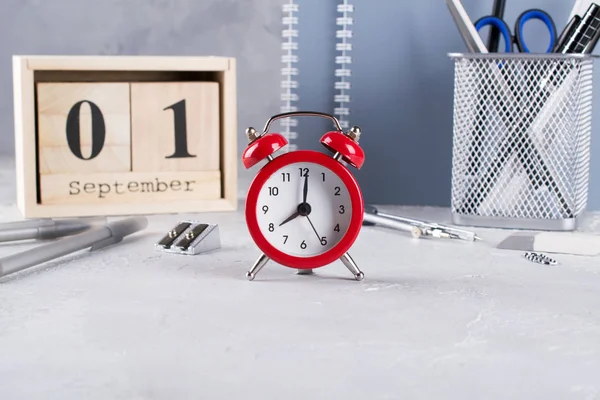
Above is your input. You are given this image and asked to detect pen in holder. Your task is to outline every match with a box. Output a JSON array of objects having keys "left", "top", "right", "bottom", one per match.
[{"left": 448, "top": 53, "right": 595, "bottom": 230}]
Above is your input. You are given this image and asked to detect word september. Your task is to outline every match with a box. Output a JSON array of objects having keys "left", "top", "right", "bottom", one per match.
[{"left": 69, "top": 178, "right": 196, "bottom": 198}]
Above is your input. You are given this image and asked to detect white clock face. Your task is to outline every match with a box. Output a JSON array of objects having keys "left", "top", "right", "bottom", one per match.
[{"left": 255, "top": 161, "right": 353, "bottom": 257}]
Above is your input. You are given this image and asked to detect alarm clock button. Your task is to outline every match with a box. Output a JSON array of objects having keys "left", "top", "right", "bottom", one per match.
[
  {"left": 320, "top": 131, "right": 365, "bottom": 169},
  {"left": 242, "top": 133, "right": 288, "bottom": 168}
]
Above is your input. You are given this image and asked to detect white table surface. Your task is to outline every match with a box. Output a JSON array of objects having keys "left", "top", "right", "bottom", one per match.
[{"left": 1, "top": 156, "right": 600, "bottom": 399}]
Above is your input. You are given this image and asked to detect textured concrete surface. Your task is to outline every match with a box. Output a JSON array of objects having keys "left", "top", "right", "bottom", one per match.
[{"left": 1, "top": 157, "right": 600, "bottom": 399}]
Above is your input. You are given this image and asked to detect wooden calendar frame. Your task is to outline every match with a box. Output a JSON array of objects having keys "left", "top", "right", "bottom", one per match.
[{"left": 12, "top": 55, "right": 237, "bottom": 218}]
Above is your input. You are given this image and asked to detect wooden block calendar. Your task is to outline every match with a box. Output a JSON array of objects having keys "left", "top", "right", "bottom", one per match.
[{"left": 12, "top": 55, "right": 237, "bottom": 218}]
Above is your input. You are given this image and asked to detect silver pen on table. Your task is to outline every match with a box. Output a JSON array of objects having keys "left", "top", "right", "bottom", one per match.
[
  {"left": 363, "top": 212, "right": 424, "bottom": 238},
  {"left": 0, "top": 217, "right": 148, "bottom": 279},
  {"left": 0, "top": 217, "right": 107, "bottom": 242},
  {"left": 363, "top": 205, "right": 481, "bottom": 241}
]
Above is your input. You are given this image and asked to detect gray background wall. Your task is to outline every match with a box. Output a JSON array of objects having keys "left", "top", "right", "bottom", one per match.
[
  {"left": 0, "top": 0, "right": 283, "bottom": 190},
  {"left": 0, "top": 0, "right": 599, "bottom": 210}
]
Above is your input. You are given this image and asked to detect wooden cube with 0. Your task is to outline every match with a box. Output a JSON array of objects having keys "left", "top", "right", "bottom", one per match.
[
  {"left": 37, "top": 82, "right": 131, "bottom": 175},
  {"left": 13, "top": 55, "right": 237, "bottom": 218}
]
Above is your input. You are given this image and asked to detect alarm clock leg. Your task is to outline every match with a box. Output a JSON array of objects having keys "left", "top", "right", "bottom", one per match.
[
  {"left": 296, "top": 268, "right": 314, "bottom": 275},
  {"left": 340, "top": 252, "right": 364, "bottom": 281},
  {"left": 246, "top": 253, "right": 270, "bottom": 281}
]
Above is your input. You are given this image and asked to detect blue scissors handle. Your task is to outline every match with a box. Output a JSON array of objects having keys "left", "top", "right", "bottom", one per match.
[
  {"left": 474, "top": 9, "right": 557, "bottom": 53},
  {"left": 515, "top": 9, "right": 556, "bottom": 53},
  {"left": 475, "top": 16, "right": 513, "bottom": 52}
]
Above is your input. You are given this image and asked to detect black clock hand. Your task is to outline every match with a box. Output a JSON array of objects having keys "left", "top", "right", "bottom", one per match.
[
  {"left": 302, "top": 174, "right": 308, "bottom": 204},
  {"left": 306, "top": 216, "right": 322, "bottom": 242},
  {"left": 279, "top": 210, "right": 300, "bottom": 226}
]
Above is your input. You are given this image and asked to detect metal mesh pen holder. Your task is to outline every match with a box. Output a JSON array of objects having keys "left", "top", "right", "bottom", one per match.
[{"left": 448, "top": 53, "right": 595, "bottom": 231}]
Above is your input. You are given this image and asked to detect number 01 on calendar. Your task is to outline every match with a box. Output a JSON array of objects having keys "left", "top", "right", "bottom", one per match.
[{"left": 12, "top": 55, "right": 237, "bottom": 218}]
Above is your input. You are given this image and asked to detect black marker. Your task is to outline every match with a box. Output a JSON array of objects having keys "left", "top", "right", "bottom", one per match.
[
  {"left": 555, "top": 2, "right": 600, "bottom": 54},
  {"left": 552, "top": 14, "right": 581, "bottom": 52},
  {"left": 486, "top": 0, "right": 506, "bottom": 52}
]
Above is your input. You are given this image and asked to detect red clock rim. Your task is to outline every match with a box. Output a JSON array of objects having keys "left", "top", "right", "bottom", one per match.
[{"left": 245, "top": 150, "right": 364, "bottom": 269}]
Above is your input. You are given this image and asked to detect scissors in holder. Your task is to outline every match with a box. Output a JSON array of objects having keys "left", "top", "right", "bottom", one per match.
[
  {"left": 464, "top": 8, "right": 572, "bottom": 217},
  {"left": 475, "top": 9, "right": 557, "bottom": 53}
]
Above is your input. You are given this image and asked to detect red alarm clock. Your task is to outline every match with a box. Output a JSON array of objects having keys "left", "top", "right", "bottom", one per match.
[{"left": 242, "top": 111, "right": 366, "bottom": 281}]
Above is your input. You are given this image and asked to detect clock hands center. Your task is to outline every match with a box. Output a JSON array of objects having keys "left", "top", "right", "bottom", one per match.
[
  {"left": 278, "top": 174, "right": 313, "bottom": 227},
  {"left": 278, "top": 202, "right": 312, "bottom": 227}
]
